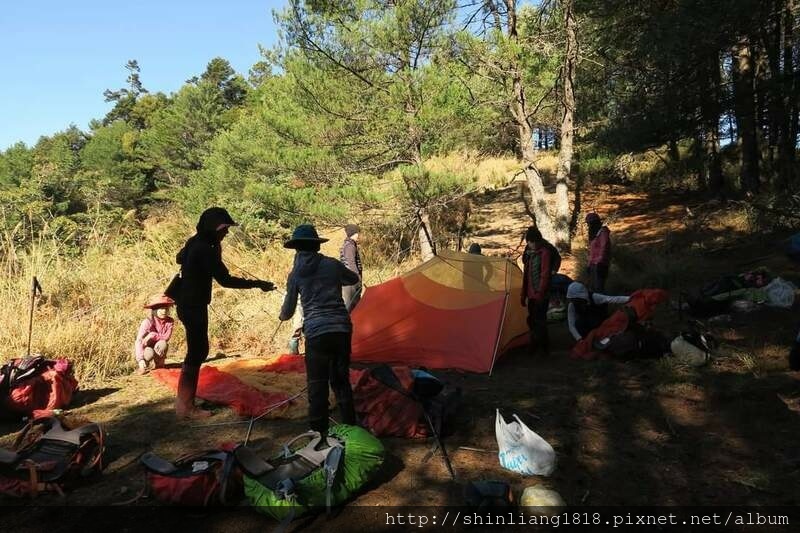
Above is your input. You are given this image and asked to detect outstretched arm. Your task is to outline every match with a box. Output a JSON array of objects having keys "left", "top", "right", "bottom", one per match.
[
  {"left": 594, "top": 294, "right": 630, "bottom": 305},
  {"left": 567, "top": 303, "right": 582, "bottom": 341},
  {"left": 279, "top": 275, "right": 299, "bottom": 321},
  {"left": 209, "top": 249, "right": 273, "bottom": 291}
]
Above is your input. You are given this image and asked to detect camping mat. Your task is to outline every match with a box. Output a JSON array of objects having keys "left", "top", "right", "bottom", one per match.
[
  {"left": 150, "top": 355, "right": 325, "bottom": 419},
  {"left": 151, "top": 357, "right": 430, "bottom": 437}
]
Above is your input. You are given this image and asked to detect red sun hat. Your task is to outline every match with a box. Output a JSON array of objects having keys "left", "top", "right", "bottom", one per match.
[{"left": 144, "top": 294, "right": 175, "bottom": 309}]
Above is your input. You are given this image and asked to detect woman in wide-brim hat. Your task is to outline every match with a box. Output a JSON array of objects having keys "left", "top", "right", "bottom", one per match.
[
  {"left": 279, "top": 224, "right": 360, "bottom": 448},
  {"left": 133, "top": 295, "right": 176, "bottom": 375}
]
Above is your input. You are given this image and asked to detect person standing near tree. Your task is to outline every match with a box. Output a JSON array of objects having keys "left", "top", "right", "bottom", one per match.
[
  {"left": 173, "top": 207, "right": 276, "bottom": 419},
  {"left": 586, "top": 212, "right": 612, "bottom": 291},
  {"left": 280, "top": 224, "right": 359, "bottom": 447},
  {"left": 521, "top": 227, "right": 553, "bottom": 356},
  {"left": 340, "top": 224, "right": 363, "bottom": 311}
]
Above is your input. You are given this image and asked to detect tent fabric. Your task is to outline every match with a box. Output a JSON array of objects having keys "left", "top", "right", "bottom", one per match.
[
  {"left": 350, "top": 367, "right": 428, "bottom": 439},
  {"left": 152, "top": 364, "right": 296, "bottom": 418},
  {"left": 151, "top": 357, "right": 431, "bottom": 437},
  {"left": 351, "top": 250, "right": 528, "bottom": 373},
  {"left": 571, "top": 289, "right": 669, "bottom": 360}
]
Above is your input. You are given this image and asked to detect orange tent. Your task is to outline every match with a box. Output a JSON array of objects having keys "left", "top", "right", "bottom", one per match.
[{"left": 351, "top": 250, "right": 528, "bottom": 374}]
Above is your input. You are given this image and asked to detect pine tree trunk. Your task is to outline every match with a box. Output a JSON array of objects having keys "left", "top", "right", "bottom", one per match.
[
  {"left": 418, "top": 210, "right": 435, "bottom": 261},
  {"left": 553, "top": 0, "right": 577, "bottom": 250},
  {"left": 734, "top": 39, "right": 761, "bottom": 194},
  {"left": 505, "top": 0, "right": 556, "bottom": 243},
  {"left": 777, "top": 0, "right": 796, "bottom": 187}
]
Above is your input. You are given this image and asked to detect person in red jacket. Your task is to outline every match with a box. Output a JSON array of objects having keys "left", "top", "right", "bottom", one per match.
[
  {"left": 521, "top": 226, "right": 552, "bottom": 356},
  {"left": 586, "top": 212, "right": 612, "bottom": 291}
]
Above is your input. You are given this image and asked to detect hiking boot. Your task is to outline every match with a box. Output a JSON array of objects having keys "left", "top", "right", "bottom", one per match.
[{"left": 175, "top": 365, "right": 213, "bottom": 420}]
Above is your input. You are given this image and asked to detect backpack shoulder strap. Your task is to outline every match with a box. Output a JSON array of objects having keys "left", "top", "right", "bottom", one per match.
[{"left": 324, "top": 445, "right": 344, "bottom": 515}]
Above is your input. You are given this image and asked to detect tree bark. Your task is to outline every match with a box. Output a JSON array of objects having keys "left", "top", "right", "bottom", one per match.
[
  {"left": 777, "top": 0, "right": 797, "bottom": 187},
  {"left": 502, "top": 0, "right": 557, "bottom": 242},
  {"left": 733, "top": 38, "right": 761, "bottom": 194},
  {"left": 553, "top": 0, "right": 577, "bottom": 250},
  {"left": 418, "top": 210, "right": 435, "bottom": 261}
]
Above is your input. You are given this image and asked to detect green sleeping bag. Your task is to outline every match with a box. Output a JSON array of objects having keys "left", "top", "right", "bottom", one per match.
[{"left": 244, "top": 424, "right": 385, "bottom": 521}]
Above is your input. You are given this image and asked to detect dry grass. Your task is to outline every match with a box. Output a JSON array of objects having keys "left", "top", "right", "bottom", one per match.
[
  {"left": 422, "top": 150, "right": 562, "bottom": 190},
  {"left": 0, "top": 214, "right": 407, "bottom": 385},
  {"left": 424, "top": 150, "right": 520, "bottom": 189}
]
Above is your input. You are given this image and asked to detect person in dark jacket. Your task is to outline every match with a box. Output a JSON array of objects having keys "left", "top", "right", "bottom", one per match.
[
  {"left": 280, "top": 224, "right": 359, "bottom": 447},
  {"left": 340, "top": 224, "right": 363, "bottom": 311},
  {"left": 173, "top": 207, "right": 275, "bottom": 419},
  {"left": 521, "top": 227, "right": 553, "bottom": 356}
]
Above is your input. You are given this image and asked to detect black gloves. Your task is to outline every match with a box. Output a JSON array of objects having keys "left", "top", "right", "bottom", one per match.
[{"left": 258, "top": 280, "right": 276, "bottom": 292}]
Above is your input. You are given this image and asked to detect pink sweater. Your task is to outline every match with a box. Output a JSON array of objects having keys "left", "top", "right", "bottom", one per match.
[
  {"left": 134, "top": 316, "right": 174, "bottom": 360},
  {"left": 588, "top": 226, "right": 611, "bottom": 266}
]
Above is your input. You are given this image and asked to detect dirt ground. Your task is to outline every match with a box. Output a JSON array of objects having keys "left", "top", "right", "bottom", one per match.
[{"left": 2, "top": 184, "right": 799, "bottom": 531}]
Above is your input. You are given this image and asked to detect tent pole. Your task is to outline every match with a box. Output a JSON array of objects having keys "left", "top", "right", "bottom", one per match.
[{"left": 488, "top": 263, "right": 510, "bottom": 376}]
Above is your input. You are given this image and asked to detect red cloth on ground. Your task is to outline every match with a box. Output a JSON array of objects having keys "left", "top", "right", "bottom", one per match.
[
  {"left": 571, "top": 289, "right": 669, "bottom": 360},
  {"left": 259, "top": 353, "right": 309, "bottom": 373},
  {"left": 152, "top": 360, "right": 432, "bottom": 438},
  {"left": 151, "top": 366, "right": 290, "bottom": 418}
]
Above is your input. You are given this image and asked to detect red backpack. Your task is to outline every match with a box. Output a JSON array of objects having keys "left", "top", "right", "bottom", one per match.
[{"left": 140, "top": 447, "right": 242, "bottom": 506}]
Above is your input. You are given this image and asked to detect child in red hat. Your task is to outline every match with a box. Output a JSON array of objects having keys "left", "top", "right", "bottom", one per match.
[{"left": 133, "top": 295, "right": 175, "bottom": 375}]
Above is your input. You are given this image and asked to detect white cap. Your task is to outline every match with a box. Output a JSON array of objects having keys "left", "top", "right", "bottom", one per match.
[{"left": 566, "top": 281, "right": 589, "bottom": 301}]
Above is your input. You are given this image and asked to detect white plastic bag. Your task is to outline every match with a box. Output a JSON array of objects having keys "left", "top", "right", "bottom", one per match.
[
  {"left": 495, "top": 409, "right": 556, "bottom": 476},
  {"left": 764, "top": 278, "right": 797, "bottom": 308},
  {"left": 670, "top": 336, "right": 710, "bottom": 367}
]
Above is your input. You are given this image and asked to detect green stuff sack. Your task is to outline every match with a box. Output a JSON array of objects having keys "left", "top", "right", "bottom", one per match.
[{"left": 243, "top": 424, "right": 384, "bottom": 522}]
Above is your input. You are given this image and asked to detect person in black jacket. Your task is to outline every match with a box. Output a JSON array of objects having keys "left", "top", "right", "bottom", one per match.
[
  {"left": 173, "top": 207, "right": 275, "bottom": 419},
  {"left": 280, "top": 224, "right": 359, "bottom": 447}
]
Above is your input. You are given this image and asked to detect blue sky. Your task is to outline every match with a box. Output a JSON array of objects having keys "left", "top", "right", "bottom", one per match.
[{"left": 0, "top": 0, "right": 284, "bottom": 150}]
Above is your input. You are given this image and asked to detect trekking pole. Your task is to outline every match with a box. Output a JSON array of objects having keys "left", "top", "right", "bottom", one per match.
[
  {"left": 26, "top": 277, "right": 42, "bottom": 358},
  {"left": 269, "top": 320, "right": 285, "bottom": 344},
  {"left": 244, "top": 416, "right": 256, "bottom": 446}
]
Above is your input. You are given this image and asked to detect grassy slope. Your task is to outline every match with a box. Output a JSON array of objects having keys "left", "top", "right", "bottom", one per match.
[{"left": 1, "top": 155, "right": 800, "bottom": 527}]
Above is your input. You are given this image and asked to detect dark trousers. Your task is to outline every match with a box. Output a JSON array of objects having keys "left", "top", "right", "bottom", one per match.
[
  {"left": 588, "top": 263, "right": 609, "bottom": 292},
  {"left": 527, "top": 298, "right": 550, "bottom": 354},
  {"left": 305, "top": 332, "right": 356, "bottom": 434},
  {"left": 177, "top": 306, "right": 209, "bottom": 368}
]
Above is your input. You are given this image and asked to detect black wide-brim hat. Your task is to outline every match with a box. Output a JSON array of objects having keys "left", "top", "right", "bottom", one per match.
[{"left": 284, "top": 224, "right": 329, "bottom": 249}]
